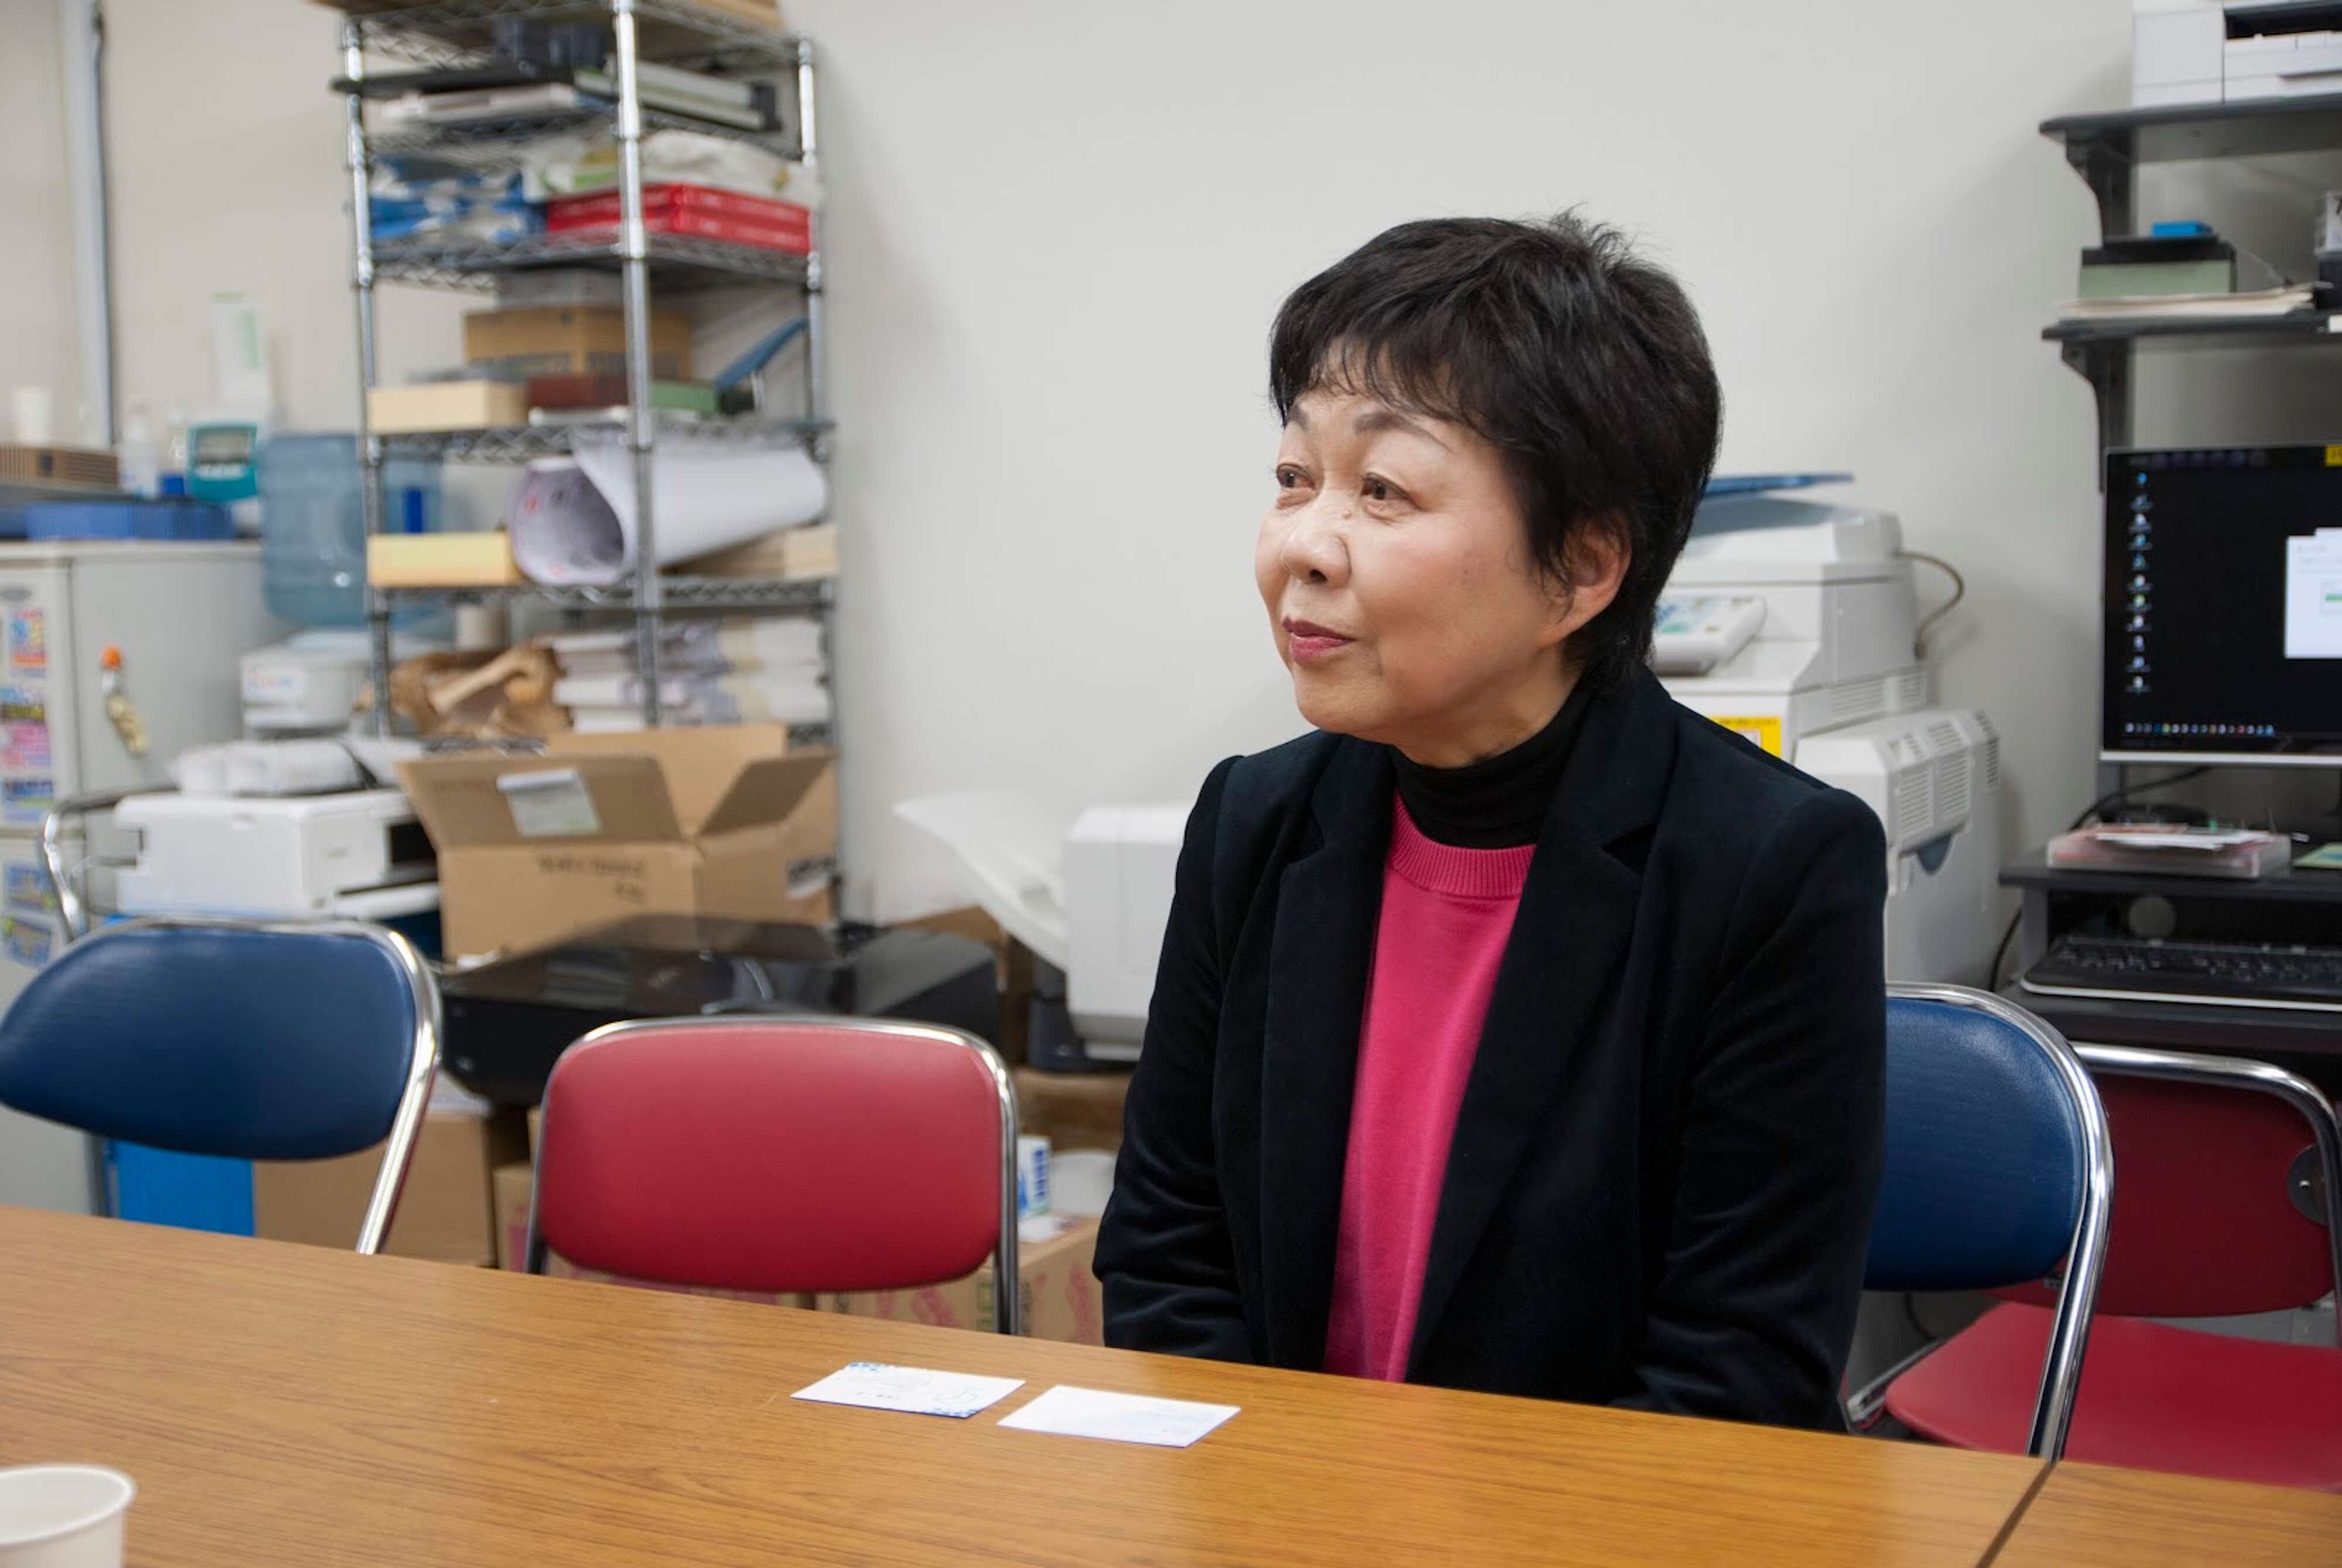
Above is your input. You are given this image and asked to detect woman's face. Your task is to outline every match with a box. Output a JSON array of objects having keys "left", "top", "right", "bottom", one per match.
[{"left": 1255, "top": 386, "right": 1622, "bottom": 766}]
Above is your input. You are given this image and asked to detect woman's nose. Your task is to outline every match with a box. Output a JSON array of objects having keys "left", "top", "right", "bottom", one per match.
[{"left": 1279, "top": 500, "right": 1348, "bottom": 587}]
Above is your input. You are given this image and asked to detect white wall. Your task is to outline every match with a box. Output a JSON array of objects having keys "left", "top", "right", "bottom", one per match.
[
  {"left": 791, "top": 0, "right": 2149, "bottom": 915},
  {"left": 73, "top": 0, "right": 2342, "bottom": 917},
  {"left": 1, "top": 2, "right": 84, "bottom": 440},
  {"left": 104, "top": 1, "right": 468, "bottom": 430}
]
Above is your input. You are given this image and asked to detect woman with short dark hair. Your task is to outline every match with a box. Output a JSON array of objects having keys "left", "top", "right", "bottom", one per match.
[{"left": 1093, "top": 212, "right": 1888, "bottom": 1432}]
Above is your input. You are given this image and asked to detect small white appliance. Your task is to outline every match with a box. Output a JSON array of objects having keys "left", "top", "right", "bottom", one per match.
[
  {"left": 241, "top": 633, "right": 374, "bottom": 737},
  {"left": 111, "top": 788, "right": 437, "bottom": 922}
]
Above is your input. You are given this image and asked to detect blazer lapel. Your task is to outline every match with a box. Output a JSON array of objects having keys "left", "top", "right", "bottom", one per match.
[
  {"left": 1256, "top": 739, "right": 1392, "bottom": 1371},
  {"left": 1406, "top": 671, "right": 1680, "bottom": 1374}
]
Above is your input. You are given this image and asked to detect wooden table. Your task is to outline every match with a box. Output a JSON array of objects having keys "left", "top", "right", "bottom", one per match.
[
  {"left": 0, "top": 1206, "right": 2043, "bottom": 1567},
  {"left": 1992, "top": 1461, "right": 2342, "bottom": 1566}
]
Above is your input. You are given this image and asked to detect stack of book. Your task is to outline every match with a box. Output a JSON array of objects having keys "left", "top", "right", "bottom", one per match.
[
  {"left": 2061, "top": 227, "right": 2324, "bottom": 322},
  {"left": 547, "top": 619, "right": 829, "bottom": 734}
]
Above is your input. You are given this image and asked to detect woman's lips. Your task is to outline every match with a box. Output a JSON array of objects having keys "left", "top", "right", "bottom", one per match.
[{"left": 1283, "top": 618, "right": 1354, "bottom": 663}]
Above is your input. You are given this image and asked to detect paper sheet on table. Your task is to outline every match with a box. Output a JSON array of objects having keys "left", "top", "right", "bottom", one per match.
[
  {"left": 996, "top": 1385, "right": 1239, "bottom": 1447},
  {"left": 790, "top": 1362, "right": 1024, "bottom": 1419},
  {"left": 506, "top": 436, "right": 828, "bottom": 586}
]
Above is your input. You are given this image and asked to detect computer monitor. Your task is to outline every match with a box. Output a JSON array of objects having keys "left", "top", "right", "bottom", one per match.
[{"left": 2103, "top": 445, "right": 2342, "bottom": 767}]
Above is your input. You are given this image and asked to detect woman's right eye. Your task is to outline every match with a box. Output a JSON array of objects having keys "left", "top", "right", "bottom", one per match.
[{"left": 1274, "top": 465, "right": 1307, "bottom": 489}]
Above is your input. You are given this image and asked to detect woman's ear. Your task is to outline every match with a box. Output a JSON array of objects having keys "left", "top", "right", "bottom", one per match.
[{"left": 1540, "top": 516, "right": 1632, "bottom": 648}]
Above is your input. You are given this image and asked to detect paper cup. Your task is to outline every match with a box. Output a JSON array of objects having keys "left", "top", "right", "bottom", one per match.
[
  {"left": 11, "top": 388, "right": 55, "bottom": 447},
  {"left": 0, "top": 1467, "right": 133, "bottom": 1568},
  {"left": 1050, "top": 1150, "right": 1117, "bottom": 1218}
]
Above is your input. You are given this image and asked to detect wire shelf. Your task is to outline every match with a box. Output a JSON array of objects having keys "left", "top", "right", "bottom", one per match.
[
  {"left": 368, "top": 104, "right": 799, "bottom": 163},
  {"left": 341, "top": 1, "right": 803, "bottom": 72},
  {"left": 379, "top": 574, "right": 834, "bottom": 611},
  {"left": 380, "top": 415, "right": 827, "bottom": 462},
  {"left": 371, "top": 228, "right": 810, "bottom": 290}
]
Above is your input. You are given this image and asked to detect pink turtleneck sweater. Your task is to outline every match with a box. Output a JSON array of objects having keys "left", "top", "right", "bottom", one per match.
[{"left": 1322, "top": 799, "right": 1534, "bottom": 1382}]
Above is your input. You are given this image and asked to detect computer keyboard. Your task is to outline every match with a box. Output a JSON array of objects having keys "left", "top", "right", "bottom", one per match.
[{"left": 2022, "top": 935, "right": 2342, "bottom": 1012}]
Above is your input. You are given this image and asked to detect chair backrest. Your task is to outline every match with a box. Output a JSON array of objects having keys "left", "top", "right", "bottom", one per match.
[
  {"left": 525, "top": 1016, "right": 1020, "bottom": 1329},
  {"left": 2059, "top": 1045, "right": 2342, "bottom": 1321},
  {"left": 1867, "top": 984, "right": 2112, "bottom": 1459},
  {"left": 0, "top": 915, "right": 441, "bottom": 1253}
]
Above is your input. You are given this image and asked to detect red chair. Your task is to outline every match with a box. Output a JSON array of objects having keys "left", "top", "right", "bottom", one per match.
[
  {"left": 1885, "top": 1043, "right": 2342, "bottom": 1489},
  {"left": 523, "top": 1016, "right": 1022, "bottom": 1331}
]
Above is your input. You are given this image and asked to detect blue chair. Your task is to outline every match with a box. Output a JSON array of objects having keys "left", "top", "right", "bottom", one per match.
[
  {"left": 1850, "top": 983, "right": 2113, "bottom": 1460},
  {"left": 0, "top": 915, "right": 441, "bottom": 1254}
]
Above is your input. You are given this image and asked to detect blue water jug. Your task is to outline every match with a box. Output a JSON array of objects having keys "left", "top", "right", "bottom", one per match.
[{"left": 258, "top": 433, "right": 444, "bottom": 627}]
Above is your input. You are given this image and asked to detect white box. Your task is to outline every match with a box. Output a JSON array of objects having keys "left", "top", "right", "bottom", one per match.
[
  {"left": 2134, "top": 1, "right": 2225, "bottom": 106},
  {"left": 1065, "top": 803, "right": 1186, "bottom": 1054}
]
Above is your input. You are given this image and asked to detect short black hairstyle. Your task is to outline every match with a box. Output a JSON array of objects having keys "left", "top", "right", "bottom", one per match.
[{"left": 1268, "top": 212, "right": 1722, "bottom": 693}]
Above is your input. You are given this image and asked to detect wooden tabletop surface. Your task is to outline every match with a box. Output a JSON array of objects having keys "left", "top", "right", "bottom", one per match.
[
  {"left": 0, "top": 1206, "right": 2046, "bottom": 1567},
  {"left": 1991, "top": 1461, "right": 2342, "bottom": 1567}
]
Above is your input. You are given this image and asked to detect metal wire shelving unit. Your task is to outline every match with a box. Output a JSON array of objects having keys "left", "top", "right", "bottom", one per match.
[{"left": 333, "top": 0, "right": 830, "bottom": 739}]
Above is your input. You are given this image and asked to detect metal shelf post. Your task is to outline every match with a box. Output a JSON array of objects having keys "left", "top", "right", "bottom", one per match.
[
  {"left": 612, "top": 0, "right": 663, "bottom": 726},
  {"left": 343, "top": 18, "right": 394, "bottom": 735}
]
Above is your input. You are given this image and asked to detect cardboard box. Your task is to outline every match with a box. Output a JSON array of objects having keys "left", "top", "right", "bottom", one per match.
[
  {"left": 463, "top": 306, "right": 691, "bottom": 381},
  {"left": 819, "top": 1214, "right": 1102, "bottom": 1344},
  {"left": 400, "top": 724, "right": 836, "bottom": 962},
  {"left": 367, "top": 530, "right": 524, "bottom": 587},
  {"left": 366, "top": 381, "right": 528, "bottom": 433},
  {"left": 492, "top": 1159, "right": 533, "bottom": 1271},
  {"left": 0, "top": 444, "right": 117, "bottom": 490},
  {"left": 1015, "top": 1067, "right": 1132, "bottom": 1155},
  {"left": 254, "top": 1106, "right": 526, "bottom": 1265},
  {"left": 686, "top": 520, "right": 839, "bottom": 583}
]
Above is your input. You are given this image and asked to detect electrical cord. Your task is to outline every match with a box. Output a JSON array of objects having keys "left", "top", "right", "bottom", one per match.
[
  {"left": 1988, "top": 765, "right": 2214, "bottom": 989},
  {"left": 1899, "top": 552, "right": 1966, "bottom": 650}
]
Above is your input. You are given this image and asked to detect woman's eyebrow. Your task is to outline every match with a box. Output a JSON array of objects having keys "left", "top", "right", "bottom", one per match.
[{"left": 1351, "top": 406, "right": 1452, "bottom": 453}]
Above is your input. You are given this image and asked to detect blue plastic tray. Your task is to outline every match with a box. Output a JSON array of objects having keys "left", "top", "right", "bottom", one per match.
[{"left": 26, "top": 498, "right": 234, "bottom": 540}]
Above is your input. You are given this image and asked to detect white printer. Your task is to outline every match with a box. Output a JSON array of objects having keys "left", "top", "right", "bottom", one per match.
[
  {"left": 1652, "top": 498, "right": 1928, "bottom": 757},
  {"left": 112, "top": 788, "right": 438, "bottom": 921},
  {"left": 2134, "top": 1, "right": 2342, "bottom": 107},
  {"left": 1654, "top": 491, "right": 2002, "bottom": 989}
]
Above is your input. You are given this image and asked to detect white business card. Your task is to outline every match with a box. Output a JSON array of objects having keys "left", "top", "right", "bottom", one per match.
[
  {"left": 790, "top": 1362, "right": 1025, "bottom": 1419},
  {"left": 997, "top": 1385, "right": 1240, "bottom": 1448}
]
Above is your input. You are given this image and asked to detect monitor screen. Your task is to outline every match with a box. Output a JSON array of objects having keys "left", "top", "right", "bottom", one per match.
[{"left": 2102, "top": 445, "right": 2342, "bottom": 765}]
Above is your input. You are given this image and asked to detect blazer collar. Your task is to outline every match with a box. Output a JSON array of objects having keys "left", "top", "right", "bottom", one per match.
[{"left": 1252, "top": 669, "right": 1681, "bottom": 1372}]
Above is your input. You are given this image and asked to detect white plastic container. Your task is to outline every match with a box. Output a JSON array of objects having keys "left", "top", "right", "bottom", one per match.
[{"left": 0, "top": 1466, "right": 133, "bottom": 1568}]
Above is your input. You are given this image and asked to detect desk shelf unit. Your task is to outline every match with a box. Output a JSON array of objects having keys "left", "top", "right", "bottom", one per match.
[
  {"left": 2040, "top": 93, "right": 2342, "bottom": 451},
  {"left": 329, "top": 0, "right": 831, "bottom": 744}
]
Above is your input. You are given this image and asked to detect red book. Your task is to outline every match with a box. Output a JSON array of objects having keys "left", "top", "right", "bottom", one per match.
[
  {"left": 545, "top": 207, "right": 812, "bottom": 256},
  {"left": 545, "top": 183, "right": 812, "bottom": 228}
]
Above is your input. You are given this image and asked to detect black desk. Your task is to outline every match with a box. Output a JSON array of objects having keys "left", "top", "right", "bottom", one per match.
[{"left": 2001, "top": 851, "right": 2342, "bottom": 1084}]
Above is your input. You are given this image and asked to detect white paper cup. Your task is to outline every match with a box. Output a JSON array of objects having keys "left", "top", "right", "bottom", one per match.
[
  {"left": 1051, "top": 1149, "right": 1117, "bottom": 1218},
  {"left": 0, "top": 1467, "right": 134, "bottom": 1568},
  {"left": 10, "top": 388, "right": 54, "bottom": 447}
]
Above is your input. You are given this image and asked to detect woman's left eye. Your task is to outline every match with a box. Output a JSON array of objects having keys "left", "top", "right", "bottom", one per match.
[{"left": 1362, "top": 475, "right": 1401, "bottom": 504}]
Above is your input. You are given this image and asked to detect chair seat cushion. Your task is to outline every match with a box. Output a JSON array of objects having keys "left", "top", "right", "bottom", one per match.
[{"left": 1886, "top": 1303, "right": 2342, "bottom": 1491}]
